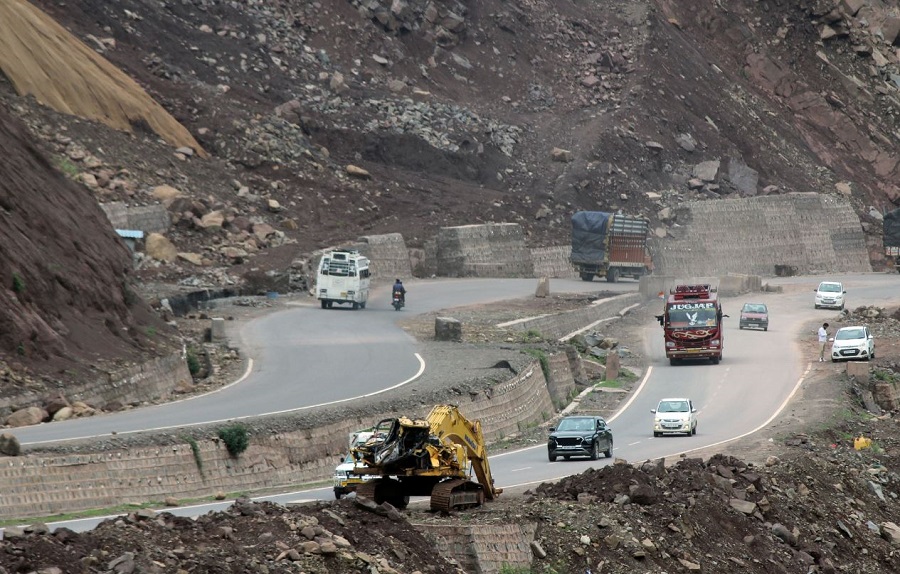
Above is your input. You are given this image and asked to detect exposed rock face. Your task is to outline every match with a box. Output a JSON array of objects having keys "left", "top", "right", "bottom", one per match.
[{"left": 0, "top": 107, "right": 170, "bottom": 382}]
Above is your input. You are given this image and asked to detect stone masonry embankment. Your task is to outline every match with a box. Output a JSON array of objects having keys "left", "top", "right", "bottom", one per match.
[
  {"left": 652, "top": 193, "right": 870, "bottom": 276},
  {"left": 0, "top": 297, "right": 639, "bottom": 520},
  {"left": 0, "top": 352, "right": 191, "bottom": 420},
  {"left": 507, "top": 293, "right": 643, "bottom": 341},
  {"left": 299, "top": 193, "right": 870, "bottom": 290},
  {"left": 0, "top": 356, "right": 553, "bottom": 519}
]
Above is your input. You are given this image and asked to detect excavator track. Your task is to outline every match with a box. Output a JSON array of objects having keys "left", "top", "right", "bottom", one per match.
[
  {"left": 430, "top": 479, "right": 485, "bottom": 513},
  {"left": 355, "top": 479, "right": 410, "bottom": 509}
]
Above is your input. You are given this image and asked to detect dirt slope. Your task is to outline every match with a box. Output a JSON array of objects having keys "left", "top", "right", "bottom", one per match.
[
  {"left": 0, "top": 0, "right": 204, "bottom": 155},
  {"left": 0, "top": 106, "right": 172, "bottom": 392}
]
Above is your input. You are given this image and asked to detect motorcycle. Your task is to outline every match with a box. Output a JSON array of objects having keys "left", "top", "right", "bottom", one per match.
[{"left": 392, "top": 289, "right": 405, "bottom": 311}]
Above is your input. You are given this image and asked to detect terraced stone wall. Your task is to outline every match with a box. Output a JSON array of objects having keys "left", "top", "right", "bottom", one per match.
[
  {"left": 100, "top": 202, "right": 169, "bottom": 233},
  {"left": 652, "top": 194, "right": 871, "bottom": 276},
  {"left": 349, "top": 233, "right": 412, "bottom": 281},
  {"left": 434, "top": 223, "right": 535, "bottom": 277},
  {"left": 531, "top": 245, "right": 577, "bottom": 278},
  {"left": 0, "top": 352, "right": 191, "bottom": 420}
]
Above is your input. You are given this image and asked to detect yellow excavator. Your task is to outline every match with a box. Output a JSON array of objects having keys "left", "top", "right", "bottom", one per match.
[{"left": 350, "top": 404, "right": 502, "bottom": 512}]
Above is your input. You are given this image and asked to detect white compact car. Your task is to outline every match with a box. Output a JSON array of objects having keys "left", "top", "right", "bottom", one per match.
[
  {"left": 814, "top": 281, "right": 846, "bottom": 310},
  {"left": 651, "top": 397, "right": 698, "bottom": 437},
  {"left": 830, "top": 325, "right": 875, "bottom": 362}
]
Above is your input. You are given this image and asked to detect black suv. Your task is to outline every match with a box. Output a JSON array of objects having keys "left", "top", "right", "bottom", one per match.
[{"left": 547, "top": 416, "right": 614, "bottom": 461}]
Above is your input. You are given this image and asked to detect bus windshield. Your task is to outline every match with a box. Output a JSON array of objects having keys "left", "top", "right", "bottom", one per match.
[{"left": 667, "top": 307, "right": 718, "bottom": 328}]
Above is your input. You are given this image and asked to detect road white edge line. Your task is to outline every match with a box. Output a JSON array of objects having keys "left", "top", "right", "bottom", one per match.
[
  {"left": 493, "top": 366, "right": 653, "bottom": 459},
  {"left": 497, "top": 362, "right": 813, "bottom": 490},
  {"left": 23, "top": 354, "right": 427, "bottom": 445}
]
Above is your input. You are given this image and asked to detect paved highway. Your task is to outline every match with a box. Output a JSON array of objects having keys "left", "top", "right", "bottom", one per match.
[
  {"left": 9, "top": 273, "right": 899, "bottom": 533},
  {"left": 14, "top": 278, "right": 630, "bottom": 445}
]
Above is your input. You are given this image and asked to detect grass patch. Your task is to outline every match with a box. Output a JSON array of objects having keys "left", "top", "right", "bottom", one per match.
[
  {"left": 596, "top": 379, "right": 623, "bottom": 389},
  {"left": 53, "top": 156, "right": 80, "bottom": 178},
  {"left": 520, "top": 329, "right": 543, "bottom": 343},
  {"left": 873, "top": 369, "right": 898, "bottom": 383},
  {"left": 184, "top": 435, "right": 204, "bottom": 476},
  {"left": 524, "top": 348, "right": 551, "bottom": 381},
  {"left": 499, "top": 565, "right": 533, "bottom": 574}
]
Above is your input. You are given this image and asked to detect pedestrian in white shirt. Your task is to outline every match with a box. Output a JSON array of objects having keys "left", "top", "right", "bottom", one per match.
[{"left": 818, "top": 322, "right": 829, "bottom": 362}]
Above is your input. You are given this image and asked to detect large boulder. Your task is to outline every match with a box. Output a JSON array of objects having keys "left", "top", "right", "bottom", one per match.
[
  {"left": 6, "top": 406, "right": 48, "bottom": 427},
  {"left": 435, "top": 317, "right": 462, "bottom": 342},
  {"left": 0, "top": 432, "right": 21, "bottom": 456},
  {"left": 146, "top": 233, "right": 178, "bottom": 262}
]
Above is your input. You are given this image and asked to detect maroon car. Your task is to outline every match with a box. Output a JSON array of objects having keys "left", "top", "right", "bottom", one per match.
[{"left": 739, "top": 303, "right": 769, "bottom": 331}]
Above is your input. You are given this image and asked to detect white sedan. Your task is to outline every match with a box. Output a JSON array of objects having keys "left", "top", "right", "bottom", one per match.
[{"left": 830, "top": 326, "right": 875, "bottom": 362}]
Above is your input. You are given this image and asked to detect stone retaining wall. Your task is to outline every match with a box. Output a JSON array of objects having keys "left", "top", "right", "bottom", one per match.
[
  {"left": 639, "top": 274, "right": 763, "bottom": 300},
  {"left": 652, "top": 193, "right": 871, "bottom": 277},
  {"left": 544, "top": 347, "right": 585, "bottom": 408},
  {"left": 348, "top": 233, "right": 412, "bottom": 280},
  {"left": 416, "top": 522, "right": 537, "bottom": 574},
  {"left": 100, "top": 202, "right": 170, "bottom": 234},
  {"left": 530, "top": 245, "right": 577, "bottom": 278},
  {"left": 0, "top": 352, "right": 191, "bottom": 419},
  {"left": 508, "top": 293, "right": 643, "bottom": 341},
  {"left": 434, "top": 223, "right": 534, "bottom": 277},
  {"left": 0, "top": 357, "right": 553, "bottom": 519}
]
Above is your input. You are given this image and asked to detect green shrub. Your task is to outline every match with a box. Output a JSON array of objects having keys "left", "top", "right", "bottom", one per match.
[
  {"left": 521, "top": 329, "right": 543, "bottom": 343},
  {"left": 218, "top": 424, "right": 250, "bottom": 457},
  {"left": 12, "top": 272, "right": 25, "bottom": 294},
  {"left": 186, "top": 349, "right": 201, "bottom": 376}
]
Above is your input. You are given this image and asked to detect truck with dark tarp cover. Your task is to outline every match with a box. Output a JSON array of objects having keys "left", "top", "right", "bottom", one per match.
[{"left": 570, "top": 211, "right": 653, "bottom": 282}]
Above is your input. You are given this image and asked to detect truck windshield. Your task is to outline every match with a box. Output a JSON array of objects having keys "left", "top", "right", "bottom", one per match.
[{"left": 668, "top": 308, "right": 718, "bottom": 328}]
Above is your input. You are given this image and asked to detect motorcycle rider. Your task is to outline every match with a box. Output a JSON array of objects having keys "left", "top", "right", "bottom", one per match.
[{"left": 392, "top": 279, "right": 406, "bottom": 304}]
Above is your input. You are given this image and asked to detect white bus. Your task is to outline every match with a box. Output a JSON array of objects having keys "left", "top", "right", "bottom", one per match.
[{"left": 316, "top": 249, "right": 370, "bottom": 310}]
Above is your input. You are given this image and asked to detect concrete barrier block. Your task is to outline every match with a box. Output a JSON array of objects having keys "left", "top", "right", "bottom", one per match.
[
  {"left": 210, "top": 317, "right": 227, "bottom": 342},
  {"left": 535, "top": 277, "right": 549, "bottom": 298}
]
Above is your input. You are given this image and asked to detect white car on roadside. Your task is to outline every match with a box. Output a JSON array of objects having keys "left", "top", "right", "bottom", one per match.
[
  {"left": 830, "top": 325, "right": 875, "bottom": 362},
  {"left": 814, "top": 281, "right": 846, "bottom": 310},
  {"left": 651, "top": 397, "right": 698, "bottom": 437}
]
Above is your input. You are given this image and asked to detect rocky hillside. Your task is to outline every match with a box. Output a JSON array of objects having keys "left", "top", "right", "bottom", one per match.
[
  {"left": 0, "top": 0, "right": 896, "bottom": 283},
  {"left": 0, "top": 0, "right": 894, "bottom": 391}
]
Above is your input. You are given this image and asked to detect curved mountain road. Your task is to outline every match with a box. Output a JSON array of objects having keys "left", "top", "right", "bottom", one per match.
[
  {"left": 15, "top": 278, "right": 626, "bottom": 445},
  {"left": 10, "top": 273, "right": 899, "bottom": 534}
]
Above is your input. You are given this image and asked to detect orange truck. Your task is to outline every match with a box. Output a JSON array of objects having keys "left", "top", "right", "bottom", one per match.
[{"left": 570, "top": 211, "right": 653, "bottom": 282}]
